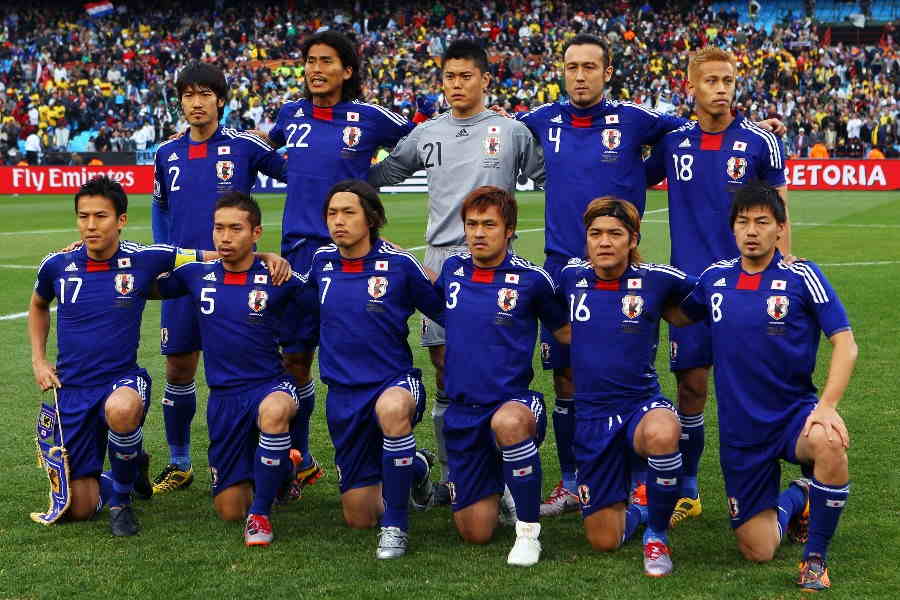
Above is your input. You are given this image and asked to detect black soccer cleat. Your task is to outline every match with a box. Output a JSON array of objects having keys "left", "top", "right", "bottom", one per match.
[
  {"left": 109, "top": 505, "right": 139, "bottom": 537},
  {"left": 132, "top": 452, "right": 153, "bottom": 500},
  {"left": 431, "top": 481, "right": 452, "bottom": 506}
]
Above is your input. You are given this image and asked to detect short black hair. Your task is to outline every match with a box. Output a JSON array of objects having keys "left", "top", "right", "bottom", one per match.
[
  {"left": 74, "top": 176, "right": 127, "bottom": 216},
  {"left": 215, "top": 191, "right": 261, "bottom": 228},
  {"left": 301, "top": 30, "right": 363, "bottom": 102},
  {"left": 563, "top": 34, "right": 613, "bottom": 69},
  {"left": 442, "top": 39, "right": 489, "bottom": 74},
  {"left": 324, "top": 179, "right": 387, "bottom": 244},
  {"left": 176, "top": 62, "right": 228, "bottom": 120},
  {"left": 729, "top": 180, "right": 787, "bottom": 228}
]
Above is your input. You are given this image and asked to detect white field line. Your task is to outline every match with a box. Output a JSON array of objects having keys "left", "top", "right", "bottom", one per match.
[{"left": 0, "top": 306, "right": 56, "bottom": 321}]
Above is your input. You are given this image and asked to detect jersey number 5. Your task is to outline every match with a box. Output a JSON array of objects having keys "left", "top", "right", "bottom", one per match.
[{"left": 201, "top": 287, "right": 216, "bottom": 314}]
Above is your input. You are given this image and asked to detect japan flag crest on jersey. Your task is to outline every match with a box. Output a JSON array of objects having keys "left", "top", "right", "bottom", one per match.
[
  {"left": 216, "top": 160, "right": 234, "bottom": 182},
  {"left": 343, "top": 126, "right": 362, "bottom": 148},
  {"left": 368, "top": 276, "right": 388, "bottom": 299},
  {"left": 766, "top": 295, "right": 789, "bottom": 320},
  {"left": 497, "top": 288, "right": 518, "bottom": 311},
  {"left": 621, "top": 294, "right": 644, "bottom": 319},
  {"left": 114, "top": 273, "right": 134, "bottom": 295},
  {"left": 248, "top": 289, "right": 268, "bottom": 312},
  {"left": 726, "top": 156, "right": 747, "bottom": 180},
  {"left": 601, "top": 128, "right": 621, "bottom": 150}
]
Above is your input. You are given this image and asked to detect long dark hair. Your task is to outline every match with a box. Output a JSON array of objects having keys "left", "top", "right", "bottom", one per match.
[
  {"left": 301, "top": 31, "right": 363, "bottom": 102},
  {"left": 324, "top": 180, "right": 387, "bottom": 243}
]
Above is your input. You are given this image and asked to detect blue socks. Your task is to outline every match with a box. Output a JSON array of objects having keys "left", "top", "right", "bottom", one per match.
[
  {"left": 107, "top": 427, "right": 143, "bottom": 507},
  {"left": 677, "top": 411, "right": 704, "bottom": 499},
  {"left": 382, "top": 433, "right": 416, "bottom": 531},
  {"left": 163, "top": 381, "right": 196, "bottom": 470},
  {"left": 623, "top": 504, "right": 647, "bottom": 545},
  {"left": 805, "top": 478, "right": 850, "bottom": 560},
  {"left": 553, "top": 398, "right": 576, "bottom": 491},
  {"left": 250, "top": 432, "right": 291, "bottom": 516},
  {"left": 501, "top": 438, "right": 542, "bottom": 523},
  {"left": 776, "top": 481, "right": 808, "bottom": 539},
  {"left": 291, "top": 380, "right": 316, "bottom": 470},
  {"left": 644, "top": 452, "right": 682, "bottom": 544}
]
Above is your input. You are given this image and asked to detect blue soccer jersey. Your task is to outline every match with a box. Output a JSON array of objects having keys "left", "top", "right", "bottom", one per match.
[
  {"left": 436, "top": 251, "right": 568, "bottom": 406},
  {"left": 680, "top": 252, "right": 851, "bottom": 446},
  {"left": 152, "top": 127, "right": 286, "bottom": 249},
  {"left": 34, "top": 242, "right": 197, "bottom": 387},
  {"left": 157, "top": 259, "right": 312, "bottom": 388},
  {"left": 517, "top": 99, "right": 685, "bottom": 261},
  {"left": 645, "top": 114, "right": 787, "bottom": 276},
  {"left": 304, "top": 240, "right": 444, "bottom": 387},
  {"left": 269, "top": 100, "right": 414, "bottom": 255},
  {"left": 558, "top": 260, "right": 697, "bottom": 416}
]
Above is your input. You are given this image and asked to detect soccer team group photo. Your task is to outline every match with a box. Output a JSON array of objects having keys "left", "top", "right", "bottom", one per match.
[{"left": 3, "top": 1, "right": 898, "bottom": 597}]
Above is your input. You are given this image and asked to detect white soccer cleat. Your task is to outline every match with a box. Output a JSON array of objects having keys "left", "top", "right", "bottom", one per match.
[
  {"left": 643, "top": 539, "right": 673, "bottom": 577},
  {"left": 539, "top": 480, "right": 580, "bottom": 517},
  {"left": 376, "top": 526, "right": 409, "bottom": 560},
  {"left": 507, "top": 521, "right": 542, "bottom": 567},
  {"left": 498, "top": 485, "right": 518, "bottom": 526}
]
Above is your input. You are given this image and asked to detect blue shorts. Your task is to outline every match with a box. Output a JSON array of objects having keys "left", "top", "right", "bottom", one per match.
[
  {"left": 160, "top": 295, "right": 201, "bottom": 355},
  {"left": 720, "top": 403, "right": 814, "bottom": 529},
  {"left": 668, "top": 320, "right": 712, "bottom": 372},
  {"left": 574, "top": 395, "right": 676, "bottom": 518},
  {"left": 280, "top": 239, "right": 328, "bottom": 354},
  {"left": 444, "top": 392, "right": 547, "bottom": 512},
  {"left": 57, "top": 369, "right": 151, "bottom": 480},
  {"left": 206, "top": 377, "right": 299, "bottom": 496},
  {"left": 326, "top": 369, "right": 426, "bottom": 493},
  {"left": 540, "top": 254, "right": 574, "bottom": 371}
]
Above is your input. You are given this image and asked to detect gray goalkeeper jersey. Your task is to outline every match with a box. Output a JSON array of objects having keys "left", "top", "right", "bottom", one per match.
[{"left": 369, "top": 109, "right": 545, "bottom": 246}]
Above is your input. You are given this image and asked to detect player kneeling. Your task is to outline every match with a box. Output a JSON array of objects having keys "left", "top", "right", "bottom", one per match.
[
  {"left": 556, "top": 198, "right": 697, "bottom": 576},
  {"left": 669, "top": 181, "right": 856, "bottom": 591},
  {"left": 303, "top": 181, "right": 441, "bottom": 559},
  {"left": 27, "top": 177, "right": 213, "bottom": 535},
  {"left": 436, "top": 187, "right": 569, "bottom": 566},
  {"left": 156, "top": 193, "right": 310, "bottom": 546}
]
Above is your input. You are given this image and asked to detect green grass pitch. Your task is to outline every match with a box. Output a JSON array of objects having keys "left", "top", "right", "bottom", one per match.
[{"left": 0, "top": 190, "right": 898, "bottom": 598}]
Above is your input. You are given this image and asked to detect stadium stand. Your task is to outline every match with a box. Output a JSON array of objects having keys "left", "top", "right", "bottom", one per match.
[{"left": 0, "top": 1, "right": 895, "bottom": 164}]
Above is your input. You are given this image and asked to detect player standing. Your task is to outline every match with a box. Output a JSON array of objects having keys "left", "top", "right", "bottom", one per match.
[
  {"left": 369, "top": 40, "right": 546, "bottom": 502},
  {"left": 157, "top": 193, "right": 310, "bottom": 546},
  {"left": 645, "top": 47, "right": 791, "bottom": 525},
  {"left": 28, "top": 177, "right": 202, "bottom": 535},
  {"left": 436, "top": 187, "right": 568, "bottom": 566},
  {"left": 303, "top": 180, "right": 442, "bottom": 559},
  {"left": 556, "top": 198, "right": 697, "bottom": 576},
  {"left": 151, "top": 62, "right": 289, "bottom": 494},
  {"left": 267, "top": 31, "right": 425, "bottom": 487},
  {"left": 670, "top": 182, "right": 855, "bottom": 591}
]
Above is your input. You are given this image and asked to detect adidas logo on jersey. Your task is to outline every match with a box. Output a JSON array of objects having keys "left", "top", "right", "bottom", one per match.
[
  {"left": 456, "top": 128, "right": 469, "bottom": 137},
  {"left": 679, "top": 138, "right": 691, "bottom": 148},
  {"left": 294, "top": 107, "right": 305, "bottom": 117},
  {"left": 576, "top": 278, "right": 588, "bottom": 288},
  {"left": 323, "top": 262, "right": 334, "bottom": 272},
  {"left": 713, "top": 277, "right": 727, "bottom": 287},
  {"left": 168, "top": 152, "right": 179, "bottom": 162},
  {"left": 454, "top": 267, "right": 465, "bottom": 277},
  {"left": 550, "top": 114, "right": 562, "bottom": 123},
  {"left": 65, "top": 262, "right": 77, "bottom": 272},
  {"left": 203, "top": 272, "right": 217, "bottom": 282}
]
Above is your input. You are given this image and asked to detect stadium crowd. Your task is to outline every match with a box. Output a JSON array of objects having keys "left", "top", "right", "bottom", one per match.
[{"left": 0, "top": 1, "right": 896, "bottom": 163}]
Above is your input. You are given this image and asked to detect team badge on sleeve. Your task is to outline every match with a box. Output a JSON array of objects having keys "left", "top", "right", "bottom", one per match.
[
  {"left": 726, "top": 156, "right": 747, "bottom": 180},
  {"left": 114, "top": 273, "right": 134, "bottom": 295},
  {"left": 216, "top": 160, "right": 234, "bottom": 182},
  {"left": 248, "top": 290, "right": 268, "bottom": 312},
  {"left": 601, "top": 128, "right": 621, "bottom": 150},
  {"left": 31, "top": 393, "right": 71, "bottom": 525},
  {"left": 766, "top": 295, "right": 789, "bottom": 320},
  {"left": 621, "top": 294, "right": 644, "bottom": 319},
  {"left": 342, "top": 126, "right": 361, "bottom": 148},
  {"left": 368, "top": 276, "right": 388, "bottom": 299}
]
